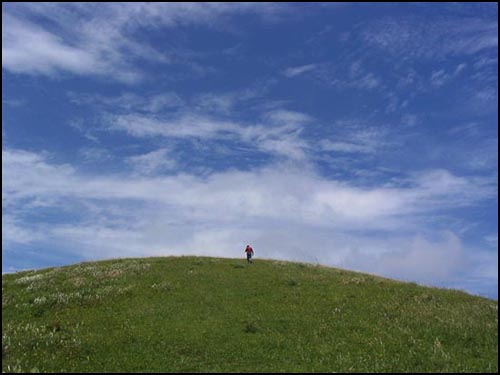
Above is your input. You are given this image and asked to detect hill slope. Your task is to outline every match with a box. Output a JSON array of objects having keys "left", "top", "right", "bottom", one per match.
[{"left": 2, "top": 256, "right": 498, "bottom": 372}]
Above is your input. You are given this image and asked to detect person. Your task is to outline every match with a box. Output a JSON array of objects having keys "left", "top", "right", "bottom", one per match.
[{"left": 244, "top": 244, "right": 254, "bottom": 264}]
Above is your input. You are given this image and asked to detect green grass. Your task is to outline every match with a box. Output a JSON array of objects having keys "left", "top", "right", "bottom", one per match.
[{"left": 2, "top": 256, "right": 498, "bottom": 373}]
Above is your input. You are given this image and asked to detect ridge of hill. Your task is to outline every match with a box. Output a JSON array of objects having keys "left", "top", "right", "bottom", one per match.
[{"left": 2, "top": 256, "right": 498, "bottom": 372}]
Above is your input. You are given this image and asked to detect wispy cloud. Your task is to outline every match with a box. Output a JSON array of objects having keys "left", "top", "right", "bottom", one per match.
[
  {"left": 430, "top": 69, "right": 451, "bottom": 88},
  {"left": 319, "top": 140, "right": 374, "bottom": 154},
  {"left": 2, "top": 3, "right": 289, "bottom": 81},
  {"left": 68, "top": 92, "right": 185, "bottom": 113},
  {"left": 193, "top": 83, "right": 272, "bottom": 114},
  {"left": 2, "top": 98, "right": 27, "bottom": 108},
  {"left": 485, "top": 234, "right": 498, "bottom": 248},
  {"left": 78, "top": 147, "right": 115, "bottom": 164},
  {"left": 429, "top": 63, "right": 468, "bottom": 88},
  {"left": 126, "top": 148, "right": 177, "bottom": 176},
  {"left": 77, "top": 91, "right": 313, "bottom": 162},
  {"left": 317, "top": 119, "right": 395, "bottom": 156},
  {"left": 282, "top": 63, "right": 319, "bottom": 77},
  {"left": 284, "top": 60, "right": 382, "bottom": 92},
  {"left": 343, "top": 231, "right": 468, "bottom": 283},
  {"left": 362, "top": 16, "right": 498, "bottom": 60},
  {"left": 2, "top": 13, "right": 114, "bottom": 79},
  {"left": 3, "top": 148, "right": 495, "bottom": 234},
  {"left": 104, "top": 110, "right": 310, "bottom": 161}
]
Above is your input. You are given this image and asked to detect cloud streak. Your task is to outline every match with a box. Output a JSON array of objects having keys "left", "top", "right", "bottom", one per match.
[
  {"left": 2, "top": 3, "right": 290, "bottom": 81},
  {"left": 2, "top": 13, "right": 109, "bottom": 78},
  {"left": 283, "top": 64, "right": 319, "bottom": 77},
  {"left": 104, "top": 108, "right": 312, "bottom": 161},
  {"left": 362, "top": 16, "right": 498, "bottom": 60}
]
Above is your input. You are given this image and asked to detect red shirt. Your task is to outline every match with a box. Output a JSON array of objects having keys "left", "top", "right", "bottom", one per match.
[{"left": 245, "top": 246, "right": 253, "bottom": 254}]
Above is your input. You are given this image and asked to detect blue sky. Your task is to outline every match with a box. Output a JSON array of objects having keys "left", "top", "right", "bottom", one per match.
[{"left": 2, "top": 3, "right": 498, "bottom": 299}]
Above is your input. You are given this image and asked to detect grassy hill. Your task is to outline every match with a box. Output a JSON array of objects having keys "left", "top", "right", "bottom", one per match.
[{"left": 2, "top": 256, "right": 498, "bottom": 373}]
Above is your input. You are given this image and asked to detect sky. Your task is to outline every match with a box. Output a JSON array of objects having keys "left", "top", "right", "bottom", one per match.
[{"left": 2, "top": 3, "right": 498, "bottom": 299}]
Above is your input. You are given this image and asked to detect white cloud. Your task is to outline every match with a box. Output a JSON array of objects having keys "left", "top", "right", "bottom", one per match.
[
  {"left": 78, "top": 147, "right": 114, "bottom": 163},
  {"left": 195, "top": 94, "right": 236, "bottom": 114},
  {"left": 3, "top": 148, "right": 495, "bottom": 237},
  {"left": 454, "top": 63, "right": 467, "bottom": 75},
  {"left": 342, "top": 232, "right": 468, "bottom": 283},
  {"left": 105, "top": 110, "right": 312, "bottom": 160},
  {"left": 447, "top": 19, "right": 498, "bottom": 55},
  {"left": 318, "top": 120, "right": 394, "bottom": 155},
  {"left": 430, "top": 69, "right": 450, "bottom": 87},
  {"left": 141, "top": 93, "right": 186, "bottom": 113},
  {"left": 192, "top": 81, "right": 276, "bottom": 114},
  {"left": 429, "top": 64, "right": 468, "bottom": 88},
  {"left": 2, "top": 14, "right": 108, "bottom": 78},
  {"left": 283, "top": 64, "right": 319, "bottom": 78},
  {"left": 363, "top": 16, "right": 498, "bottom": 60},
  {"left": 126, "top": 148, "right": 177, "bottom": 175},
  {"left": 2, "top": 216, "right": 45, "bottom": 245},
  {"left": 107, "top": 113, "right": 239, "bottom": 140},
  {"left": 69, "top": 92, "right": 185, "bottom": 113},
  {"left": 2, "top": 98, "right": 27, "bottom": 108},
  {"left": 473, "top": 56, "right": 498, "bottom": 69},
  {"left": 69, "top": 119, "right": 100, "bottom": 143},
  {"left": 485, "top": 234, "right": 498, "bottom": 248},
  {"left": 294, "top": 60, "right": 382, "bottom": 92},
  {"left": 257, "top": 137, "right": 309, "bottom": 161},
  {"left": 2, "top": 3, "right": 289, "bottom": 81},
  {"left": 354, "top": 73, "right": 380, "bottom": 90},
  {"left": 2, "top": 149, "right": 75, "bottom": 205},
  {"left": 319, "top": 140, "right": 372, "bottom": 154},
  {"left": 69, "top": 88, "right": 312, "bottom": 162},
  {"left": 400, "top": 114, "right": 418, "bottom": 127}
]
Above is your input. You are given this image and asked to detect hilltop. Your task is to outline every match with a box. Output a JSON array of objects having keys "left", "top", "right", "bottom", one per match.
[{"left": 2, "top": 256, "right": 498, "bottom": 372}]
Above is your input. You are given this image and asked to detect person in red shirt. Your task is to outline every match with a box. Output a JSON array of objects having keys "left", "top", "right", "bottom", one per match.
[{"left": 244, "top": 245, "right": 254, "bottom": 264}]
